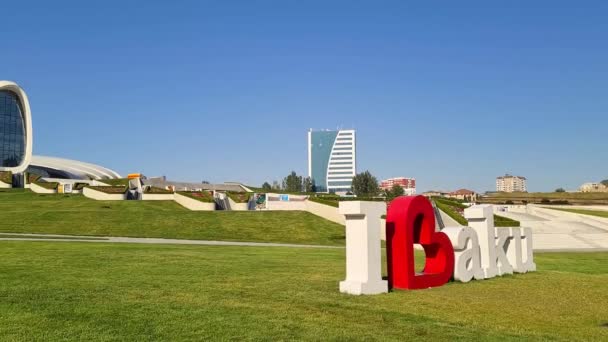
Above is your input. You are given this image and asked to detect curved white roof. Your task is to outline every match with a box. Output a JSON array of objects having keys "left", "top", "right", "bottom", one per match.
[{"left": 30, "top": 155, "right": 121, "bottom": 180}]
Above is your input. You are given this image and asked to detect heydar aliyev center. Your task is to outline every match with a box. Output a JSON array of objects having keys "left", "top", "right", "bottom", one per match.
[{"left": 0, "top": 80, "right": 120, "bottom": 186}]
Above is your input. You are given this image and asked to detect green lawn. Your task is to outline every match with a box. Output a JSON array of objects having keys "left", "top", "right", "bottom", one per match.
[
  {"left": 0, "top": 189, "right": 344, "bottom": 246},
  {"left": 548, "top": 207, "right": 608, "bottom": 219},
  {"left": 0, "top": 241, "right": 606, "bottom": 341}
]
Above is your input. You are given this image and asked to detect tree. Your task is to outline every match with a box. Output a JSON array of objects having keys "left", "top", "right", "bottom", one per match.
[
  {"left": 384, "top": 184, "right": 405, "bottom": 202},
  {"left": 601, "top": 179, "right": 608, "bottom": 187},
  {"left": 283, "top": 171, "right": 303, "bottom": 192},
  {"left": 351, "top": 171, "right": 380, "bottom": 197},
  {"left": 302, "top": 176, "right": 315, "bottom": 193},
  {"left": 201, "top": 180, "right": 210, "bottom": 184},
  {"left": 271, "top": 180, "right": 281, "bottom": 190},
  {"left": 261, "top": 182, "right": 272, "bottom": 191},
  {"left": 555, "top": 188, "right": 566, "bottom": 193}
]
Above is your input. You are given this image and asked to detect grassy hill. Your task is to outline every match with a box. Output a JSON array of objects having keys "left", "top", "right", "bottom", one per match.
[{"left": 0, "top": 189, "right": 344, "bottom": 246}]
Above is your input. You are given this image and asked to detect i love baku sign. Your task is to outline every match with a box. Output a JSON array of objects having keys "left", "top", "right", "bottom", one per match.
[{"left": 338, "top": 196, "right": 536, "bottom": 295}]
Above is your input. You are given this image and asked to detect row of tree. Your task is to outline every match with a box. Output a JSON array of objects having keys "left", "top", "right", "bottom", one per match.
[{"left": 261, "top": 170, "right": 404, "bottom": 198}]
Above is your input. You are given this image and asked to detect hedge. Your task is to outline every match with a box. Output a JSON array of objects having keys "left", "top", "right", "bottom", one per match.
[
  {"left": 435, "top": 201, "right": 468, "bottom": 225},
  {"left": 494, "top": 214, "right": 521, "bottom": 227},
  {"left": 177, "top": 191, "right": 215, "bottom": 203}
]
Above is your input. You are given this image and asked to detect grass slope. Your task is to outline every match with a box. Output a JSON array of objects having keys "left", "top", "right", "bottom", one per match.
[
  {"left": 0, "top": 241, "right": 606, "bottom": 341},
  {"left": 0, "top": 189, "right": 344, "bottom": 246}
]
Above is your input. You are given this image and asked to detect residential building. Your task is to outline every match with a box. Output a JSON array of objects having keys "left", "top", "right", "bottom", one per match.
[
  {"left": 422, "top": 190, "right": 449, "bottom": 198},
  {"left": 579, "top": 182, "right": 608, "bottom": 193},
  {"left": 496, "top": 174, "right": 527, "bottom": 192},
  {"left": 380, "top": 177, "right": 416, "bottom": 196},
  {"left": 308, "top": 129, "right": 356, "bottom": 193},
  {"left": 446, "top": 189, "right": 478, "bottom": 202}
]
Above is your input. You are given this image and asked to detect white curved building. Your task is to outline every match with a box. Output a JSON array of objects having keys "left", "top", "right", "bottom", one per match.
[
  {"left": 0, "top": 80, "right": 120, "bottom": 185},
  {"left": 0, "top": 81, "right": 33, "bottom": 174},
  {"left": 29, "top": 155, "right": 121, "bottom": 180}
]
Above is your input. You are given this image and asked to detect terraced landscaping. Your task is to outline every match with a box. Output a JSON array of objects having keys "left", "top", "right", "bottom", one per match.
[{"left": 0, "top": 189, "right": 344, "bottom": 245}]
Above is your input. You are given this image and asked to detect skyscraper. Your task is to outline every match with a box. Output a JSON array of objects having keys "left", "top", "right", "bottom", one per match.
[{"left": 307, "top": 129, "right": 356, "bottom": 193}]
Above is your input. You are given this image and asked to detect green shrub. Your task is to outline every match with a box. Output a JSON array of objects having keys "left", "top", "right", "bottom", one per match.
[
  {"left": 0, "top": 171, "right": 12, "bottom": 184},
  {"left": 435, "top": 201, "right": 468, "bottom": 225},
  {"left": 86, "top": 186, "right": 127, "bottom": 194},
  {"left": 177, "top": 191, "right": 215, "bottom": 203},
  {"left": 34, "top": 182, "right": 59, "bottom": 190},
  {"left": 227, "top": 192, "right": 251, "bottom": 203},
  {"left": 433, "top": 197, "right": 468, "bottom": 209}
]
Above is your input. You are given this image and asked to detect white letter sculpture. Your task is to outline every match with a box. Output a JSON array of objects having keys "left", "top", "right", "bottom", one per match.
[
  {"left": 339, "top": 201, "right": 387, "bottom": 295},
  {"left": 442, "top": 226, "right": 484, "bottom": 282},
  {"left": 464, "top": 204, "right": 535, "bottom": 279}
]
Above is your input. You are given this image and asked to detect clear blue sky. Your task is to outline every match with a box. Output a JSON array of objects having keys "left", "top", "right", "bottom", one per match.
[{"left": 2, "top": 1, "right": 607, "bottom": 192}]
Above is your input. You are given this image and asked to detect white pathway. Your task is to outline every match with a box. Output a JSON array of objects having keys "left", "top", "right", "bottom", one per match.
[
  {"left": 495, "top": 205, "right": 608, "bottom": 251},
  {"left": 0, "top": 233, "right": 340, "bottom": 249}
]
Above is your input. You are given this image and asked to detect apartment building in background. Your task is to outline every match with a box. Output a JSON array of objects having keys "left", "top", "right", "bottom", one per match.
[
  {"left": 308, "top": 129, "right": 356, "bottom": 193},
  {"left": 496, "top": 174, "right": 527, "bottom": 192},
  {"left": 380, "top": 177, "right": 416, "bottom": 196}
]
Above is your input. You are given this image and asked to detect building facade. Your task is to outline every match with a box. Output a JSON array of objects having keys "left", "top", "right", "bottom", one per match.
[
  {"left": 496, "top": 174, "right": 527, "bottom": 192},
  {"left": 308, "top": 129, "right": 356, "bottom": 193},
  {"left": 380, "top": 177, "right": 416, "bottom": 196},
  {"left": 0, "top": 81, "right": 33, "bottom": 176},
  {"left": 446, "top": 189, "right": 478, "bottom": 202},
  {"left": 579, "top": 182, "right": 608, "bottom": 193}
]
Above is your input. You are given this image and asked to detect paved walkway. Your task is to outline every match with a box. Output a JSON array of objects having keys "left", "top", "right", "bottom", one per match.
[
  {"left": 496, "top": 205, "right": 608, "bottom": 250},
  {"left": 0, "top": 233, "right": 341, "bottom": 249}
]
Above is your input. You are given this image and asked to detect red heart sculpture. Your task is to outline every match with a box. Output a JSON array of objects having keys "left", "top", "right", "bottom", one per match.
[{"left": 386, "top": 196, "right": 454, "bottom": 290}]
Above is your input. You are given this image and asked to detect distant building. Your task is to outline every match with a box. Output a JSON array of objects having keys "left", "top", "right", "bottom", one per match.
[
  {"left": 308, "top": 129, "right": 356, "bottom": 193},
  {"left": 579, "top": 182, "right": 608, "bottom": 193},
  {"left": 496, "top": 174, "right": 527, "bottom": 192},
  {"left": 380, "top": 177, "right": 416, "bottom": 196},
  {"left": 446, "top": 189, "right": 478, "bottom": 202},
  {"left": 422, "top": 190, "right": 449, "bottom": 198}
]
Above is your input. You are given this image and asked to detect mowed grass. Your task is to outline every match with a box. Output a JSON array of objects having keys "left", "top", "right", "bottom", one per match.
[
  {"left": 549, "top": 207, "right": 608, "bottom": 218},
  {"left": 0, "top": 189, "right": 344, "bottom": 245},
  {"left": 0, "top": 241, "right": 606, "bottom": 341}
]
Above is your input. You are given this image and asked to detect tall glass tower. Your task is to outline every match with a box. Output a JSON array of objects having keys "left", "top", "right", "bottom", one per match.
[{"left": 307, "top": 129, "right": 356, "bottom": 193}]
